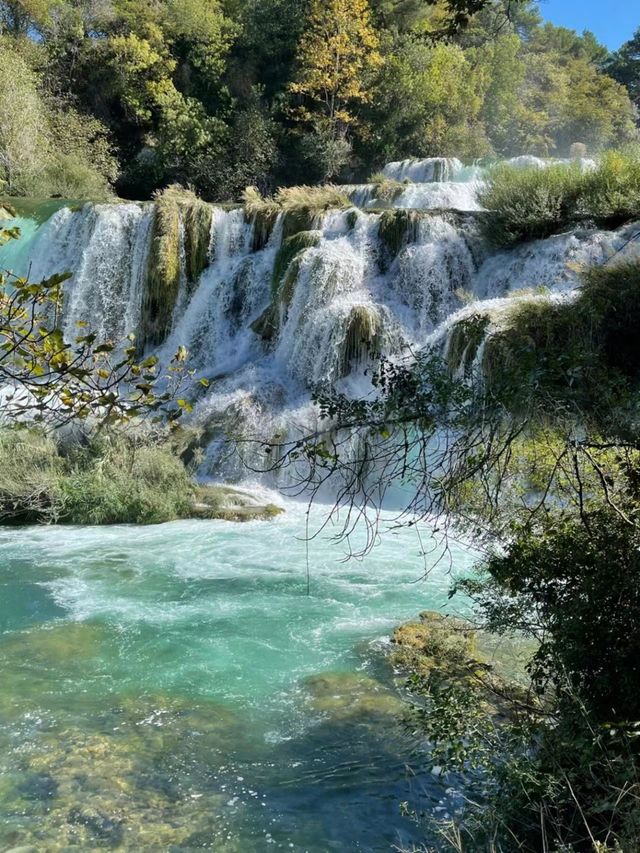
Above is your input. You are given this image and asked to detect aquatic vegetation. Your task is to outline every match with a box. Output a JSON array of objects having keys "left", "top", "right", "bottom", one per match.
[
  {"left": 274, "top": 184, "right": 351, "bottom": 213},
  {"left": 367, "top": 172, "right": 406, "bottom": 205},
  {"left": 304, "top": 671, "right": 403, "bottom": 721},
  {"left": 0, "top": 429, "right": 194, "bottom": 525},
  {"left": 378, "top": 209, "right": 423, "bottom": 258},
  {"left": 271, "top": 230, "right": 319, "bottom": 297},
  {"left": 191, "top": 484, "right": 284, "bottom": 522},
  {"left": 0, "top": 429, "right": 63, "bottom": 524},
  {"left": 141, "top": 188, "right": 183, "bottom": 349},
  {"left": 242, "top": 185, "right": 351, "bottom": 243}
]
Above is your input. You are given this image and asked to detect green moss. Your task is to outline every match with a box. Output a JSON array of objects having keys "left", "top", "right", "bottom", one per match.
[
  {"left": 391, "top": 611, "right": 530, "bottom": 717},
  {"left": 242, "top": 184, "right": 349, "bottom": 242},
  {"left": 241, "top": 186, "right": 280, "bottom": 249},
  {"left": 446, "top": 313, "right": 490, "bottom": 374},
  {"left": 368, "top": 172, "right": 405, "bottom": 205},
  {"left": 279, "top": 255, "right": 303, "bottom": 311},
  {"left": 378, "top": 209, "right": 422, "bottom": 259},
  {"left": 271, "top": 231, "right": 319, "bottom": 297},
  {"left": 183, "top": 199, "right": 213, "bottom": 285},
  {"left": 476, "top": 261, "right": 640, "bottom": 425},
  {"left": 140, "top": 190, "right": 182, "bottom": 350},
  {"left": 251, "top": 206, "right": 279, "bottom": 251},
  {"left": 346, "top": 209, "right": 359, "bottom": 231},
  {"left": 281, "top": 206, "right": 317, "bottom": 239},
  {"left": 341, "top": 305, "right": 382, "bottom": 375}
]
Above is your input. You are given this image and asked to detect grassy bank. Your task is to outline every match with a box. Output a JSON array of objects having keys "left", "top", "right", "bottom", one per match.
[{"left": 0, "top": 428, "right": 283, "bottom": 525}]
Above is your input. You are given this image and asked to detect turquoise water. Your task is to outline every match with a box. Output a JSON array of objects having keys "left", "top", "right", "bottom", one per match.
[{"left": 0, "top": 505, "right": 477, "bottom": 851}]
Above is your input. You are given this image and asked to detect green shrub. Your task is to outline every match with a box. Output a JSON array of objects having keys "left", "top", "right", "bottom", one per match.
[
  {"left": 480, "top": 148, "right": 640, "bottom": 246},
  {"left": 468, "top": 259, "right": 640, "bottom": 436},
  {"left": 367, "top": 172, "right": 405, "bottom": 204},
  {"left": 58, "top": 439, "right": 195, "bottom": 525},
  {"left": 0, "top": 428, "right": 63, "bottom": 523},
  {"left": 479, "top": 161, "right": 584, "bottom": 245},
  {"left": 0, "top": 429, "right": 195, "bottom": 525},
  {"left": 580, "top": 147, "right": 640, "bottom": 224}
]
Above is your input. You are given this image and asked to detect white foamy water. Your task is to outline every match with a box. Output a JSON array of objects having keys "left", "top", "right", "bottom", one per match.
[{"left": 1, "top": 159, "right": 638, "bottom": 482}]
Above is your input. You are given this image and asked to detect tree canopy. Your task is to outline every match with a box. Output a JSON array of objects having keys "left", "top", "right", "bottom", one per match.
[{"left": 0, "top": 0, "right": 637, "bottom": 199}]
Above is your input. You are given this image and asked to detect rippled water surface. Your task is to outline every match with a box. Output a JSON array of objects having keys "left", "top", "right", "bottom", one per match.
[{"left": 0, "top": 505, "right": 476, "bottom": 851}]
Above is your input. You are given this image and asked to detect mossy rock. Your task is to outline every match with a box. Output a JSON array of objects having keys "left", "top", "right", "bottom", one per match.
[
  {"left": 250, "top": 206, "right": 279, "bottom": 251},
  {"left": 281, "top": 206, "right": 318, "bottom": 240},
  {"left": 0, "top": 202, "right": 16, "bottom": 219},
  {"left": 378, "top": 209, "right": 423, "bottom": 263},
  {"left": 183, "top": 199, "right": 213, "bottom": 285},
  {"left": 140, "top": 192, "right": 182, "bottom": 350},
  {"left": 391, "top": 611, "right": 535, "bottom": 718},
  {"left": 191, "top": 484, "right": 284, "bottom": 522},
  {"left": 271, "top": 230, "right": 319, "bottom": 297},
  {"left": 341, "top": 305, "right": 382, "bottom": 375},
  {"left": 446, "top": 313, "right": 491, "bottom": 374},
  {"left": 391, "top": 611, "right": 477, "bottom": 679},
  {"left": 250, "top": 304, "right": 280, "bottom": 343}
]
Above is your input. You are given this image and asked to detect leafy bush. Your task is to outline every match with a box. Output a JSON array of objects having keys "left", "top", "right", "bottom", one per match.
[
  {"left": 479, "top": 161, "right": 584, "bottom": 245},
  {"left": 450, "top": 509, "right": 640, "bottom": 851},
  {"left": 480, "top": 148, "right": 640, "bottom": 246},
  {"left": 479, "top": 259, "right": 640, "bottom": 434},
  {"left": 0, "top": 429, "right": 195, "bottom": 525},
  {"left": 58, "top": 438, "right": 195, "bottom": 525},
  {"left": 580, "top": 147, "right": 640, "bottom": 223},
  {"left": 0, "top": 429, "right": 63, "bottom": 523}
]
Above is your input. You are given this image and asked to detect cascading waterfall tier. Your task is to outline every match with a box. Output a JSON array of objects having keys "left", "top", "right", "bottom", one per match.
[{"left": 1, "top": 163, "right": 637, "bottom": 483}]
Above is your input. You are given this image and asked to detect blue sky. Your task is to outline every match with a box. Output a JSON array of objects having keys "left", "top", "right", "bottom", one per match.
[{"left": 539, "top": 0, "right": 637, "bottom": 50}]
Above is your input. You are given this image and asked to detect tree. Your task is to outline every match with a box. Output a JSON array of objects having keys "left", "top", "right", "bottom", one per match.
[
  {"left": 288, "top": 0, "right": 383, "bottom": 175},
  {"left": 606, "top": 27, "right": 640, "bottom": 109},
  {"left": 0, "top": 39, "right": 50, "bottom": 194}
]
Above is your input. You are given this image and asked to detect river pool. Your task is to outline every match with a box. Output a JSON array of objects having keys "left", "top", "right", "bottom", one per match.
[{"left": 0, "top": 504, "right": 476, "bottom": 851}]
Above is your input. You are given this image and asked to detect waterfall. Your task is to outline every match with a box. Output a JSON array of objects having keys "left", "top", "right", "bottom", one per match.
[
  {"left": 1, "top": 158, "right": 637, "bottom": 484},
  {"left": 6, "top": 203, "right": 154, "bottom": 343}
]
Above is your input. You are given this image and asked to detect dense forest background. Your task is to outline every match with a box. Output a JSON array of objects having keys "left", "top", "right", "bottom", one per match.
[{"left": 0, "top": 0, "right": 639, "bottom": 201}]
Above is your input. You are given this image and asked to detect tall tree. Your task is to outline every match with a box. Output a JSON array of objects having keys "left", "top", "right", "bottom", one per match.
[
  {"left": 288, "top": 0, "right": 383, "bottom": 135},
  {"left": 606, "top": 27, "right": 640, "bottom": 109}
]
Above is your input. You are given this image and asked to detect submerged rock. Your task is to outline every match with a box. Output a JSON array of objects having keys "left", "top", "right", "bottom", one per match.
[
  {"left": 304, "top": 671, "right": 403, "bottom": 721},
  {"left": 2, "top": 693, "right": 246, "bottom": 850}
]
